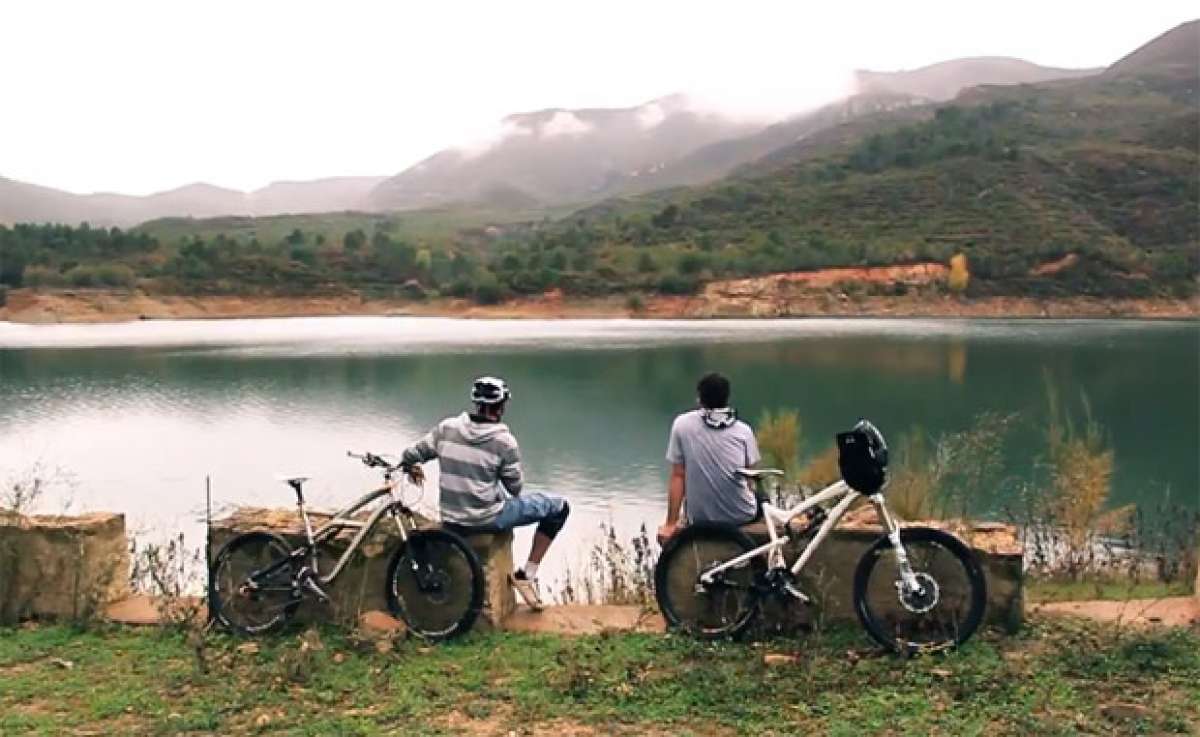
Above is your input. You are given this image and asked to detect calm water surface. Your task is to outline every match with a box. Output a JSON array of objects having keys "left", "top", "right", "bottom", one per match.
[{"left": 1, "top": 317, "right": 1196, "bottom": 584}]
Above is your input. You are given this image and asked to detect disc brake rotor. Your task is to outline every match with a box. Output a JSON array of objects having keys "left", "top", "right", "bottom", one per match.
[{"left": 898, "top": 572, "right": 940, "bottom": 614}]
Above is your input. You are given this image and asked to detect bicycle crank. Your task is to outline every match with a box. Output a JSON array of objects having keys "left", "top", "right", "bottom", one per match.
[{"left": 760, "top": 568, "right": 810, "bottom": 603}]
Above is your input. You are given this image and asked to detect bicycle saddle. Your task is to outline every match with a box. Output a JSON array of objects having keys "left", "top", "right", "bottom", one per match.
[
  {"left": 736, "top": 468, "right": 784, "bottom": 478},
  {"left": 274, "top": 474, "right": 312, "bottom": 486}
]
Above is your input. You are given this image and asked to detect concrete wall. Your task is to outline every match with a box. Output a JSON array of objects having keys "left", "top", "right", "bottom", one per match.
[
  {"left": 0, "top": 512, "right": 130, "bottom": 622},
  {"left": 208, "top": 507, "right": 515, "bottom": 629},
  {"left": 738, "top": 509, "right": 1023, "bottom": 634}
]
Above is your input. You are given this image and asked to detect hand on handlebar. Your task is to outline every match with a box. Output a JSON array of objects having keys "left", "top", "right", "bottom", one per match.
[{"left": 402, "top": 463, "right": 425, "bottom": 487}]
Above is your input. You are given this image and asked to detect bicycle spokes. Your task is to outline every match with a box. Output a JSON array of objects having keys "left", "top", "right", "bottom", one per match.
[
  {"left": 391, "top": 535, "right": 476, "bottom": 638},
  {"left": 865, "top": 538, "right": 970, "bottom": 647},
  {"left": 670, "top": 538, "right": 757, "bottom": 635}
]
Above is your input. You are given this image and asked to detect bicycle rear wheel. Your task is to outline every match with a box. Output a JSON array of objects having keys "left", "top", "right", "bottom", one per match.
[
  {"left": 654, "top": 524, "right": 763, "bottom": 639},
  {"left": 386, "top": 529, "right": 484, "bottom": 641},
  {"left": 853, "top": 526, "right": 987, "bottom": 655},
  {"left": 209, "top": 531, "right": 301, "bottom": 636}
]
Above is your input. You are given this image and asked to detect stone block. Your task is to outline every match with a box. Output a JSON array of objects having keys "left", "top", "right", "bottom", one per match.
[
  {"left": 208, "top": 507, "right": 515, "bottom": 630},
  {"left": 739, "top": 508, "right": 1024, "bottom": 633},
  {"left": 0, "top": 512, "right": 130, "bottom": 622}
]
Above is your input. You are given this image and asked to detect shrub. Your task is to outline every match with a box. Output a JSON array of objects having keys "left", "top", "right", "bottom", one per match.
[
  {"left": 948, "top": 253, "right": 970, "bottom": 293},
  {"left": 0, "top": 284, "right": 6, "bottom": 308},
  {"left": 65, "top": 263, "right": 136, "bottom": 288},
  {"left": 445, "top": 277, "right": 474, "bottom": 298},
  {"left": 756, "top": 409, "right": 802, "bottom": 480},
  {"left": 22, "top": 266, "right": 64, "bottom": 288},
  {"left": 657, "top": 273, "right": 699, "bottom": 295},
  {"left": 473, "top": 272, "right": 504, "bottom": 305}
]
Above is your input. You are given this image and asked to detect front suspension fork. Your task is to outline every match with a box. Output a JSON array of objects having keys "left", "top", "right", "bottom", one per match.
[{"left": 869, "top": 494, "right": 923, "bottom": 595}]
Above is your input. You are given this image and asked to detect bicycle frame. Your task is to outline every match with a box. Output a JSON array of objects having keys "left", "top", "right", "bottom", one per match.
[
  {"left": 697, "top": 480, "right": 922, "bottom": 594},
  {"left": 255, "top": 479, "right": 419, "bottom": 589}
]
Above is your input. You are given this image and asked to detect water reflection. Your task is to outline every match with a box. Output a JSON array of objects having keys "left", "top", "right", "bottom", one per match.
[{"left": 1, "top": 318, "right": 1197, "bottom": 586}]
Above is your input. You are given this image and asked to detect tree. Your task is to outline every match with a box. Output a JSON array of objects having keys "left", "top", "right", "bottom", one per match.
[
  {"left": 376, "top": 236, "right": 417, "bottom": 280},
  {"left": 343, "top": 229, "right": 367, "bottom": 254},
  {"left": 637, "top": 252, "right": 657, "bottom": 273},
  {"left": 948, "top": 253, "right": 970, "bottom": 293},
  {"left": 652, "top": 204, "right": 680, "bottom": 229}
]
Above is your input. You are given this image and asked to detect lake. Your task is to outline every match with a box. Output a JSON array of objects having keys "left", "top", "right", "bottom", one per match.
[{"left": 1, "top": 317, "right": 1197, "bottom": 586}]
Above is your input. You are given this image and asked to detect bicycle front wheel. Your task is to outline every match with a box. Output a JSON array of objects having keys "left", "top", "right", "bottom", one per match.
[
  {"left": 209, "top": 531, "right": 300, "bottom": 636},
  {"left": 654, "top": 524, "right": 763, "bottom": 639},
  {"left": 386, "top": 529, "right": 484, "bottom": 641},
  {"left": 853, "top": 526, "right": 987, "bottom": 655}
]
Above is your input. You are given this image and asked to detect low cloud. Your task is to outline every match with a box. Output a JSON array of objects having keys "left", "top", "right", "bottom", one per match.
[
  {"left": 455, "top": 118, "right": 535, "bottom": 159},
  {"left": 540, "top": 110, "right": 593, "bottom": 137},
  {"left": 635, "top": 102, "right": 667, "bottom": 129}
]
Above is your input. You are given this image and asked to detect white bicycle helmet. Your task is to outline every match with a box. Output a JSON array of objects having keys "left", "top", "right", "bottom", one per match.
[{"left": 471, "top": 376, "right": 511, "bottom": 406}]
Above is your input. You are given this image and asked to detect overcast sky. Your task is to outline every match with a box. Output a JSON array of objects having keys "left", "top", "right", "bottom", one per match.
[{"left": 1, "top": 0, "right": 1194, "bottom": 195}]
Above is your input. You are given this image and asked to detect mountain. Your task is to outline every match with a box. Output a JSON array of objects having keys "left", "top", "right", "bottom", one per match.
[
  {"left": 1105, "top": 20, "right": 1199, "bottom": 78},
  {"left": 854, "top": 57, "right": 1100, "bottom": 102},
  {"left": 0, "top": 176, "right": 387, "bottom": 227},
  {"left": 247, "top": 177, "right": 388, "bottom": 216},
  {"left": 366, "top": 95, "right": 759, "bottom": 212},
  {"left": 493, "top": 21, "right": 1198, "bottom": 300},
  {"left": 592, "top": 58, "right": 1100, "bottom": 197},
  {"left": 368, "top": 58, "right": 1099, "bottom": 214}
]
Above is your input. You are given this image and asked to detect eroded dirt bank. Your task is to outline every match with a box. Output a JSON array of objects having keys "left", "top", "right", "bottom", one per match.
[{"left": 1, "top": 286, "right": 1196, "bottom": 324}]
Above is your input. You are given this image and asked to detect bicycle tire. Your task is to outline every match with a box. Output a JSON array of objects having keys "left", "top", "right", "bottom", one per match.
[
  {"left": 385, "top": 528, "right": 484, "bottom": 642},
  {"left": 209, "top": 531, "right": 301, "bottom": 636},
  {"left": 654, "top": 524, "right": 764, "bottom": 639},
  {"left": 853, "top": 526, "right": 988, "bottom": 655}
]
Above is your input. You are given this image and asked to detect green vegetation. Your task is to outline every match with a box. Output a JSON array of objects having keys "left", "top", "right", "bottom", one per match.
[
  {"left": 755, "top": 402, "right": 1198, "bottom": 593},
  {"left": 1, "top": 619, "right": 1196, "bottom": 735},
  {"left": 1, "top": 68, "right": 1196, "bottom": 304}
]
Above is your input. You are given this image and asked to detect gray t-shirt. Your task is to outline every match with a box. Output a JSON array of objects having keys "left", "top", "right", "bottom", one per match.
[{"left": 666, "top": 409, "right": 762, "bottom": 525}]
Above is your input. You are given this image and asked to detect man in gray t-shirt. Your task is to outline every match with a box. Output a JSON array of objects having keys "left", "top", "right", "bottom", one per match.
[{"left": 658, "top": 372, "right": 761, "bottom": 544}]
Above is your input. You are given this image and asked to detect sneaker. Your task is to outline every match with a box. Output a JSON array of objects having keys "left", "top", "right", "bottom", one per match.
[{"left": 511, "top": 570, "right": 544, "bottom": 612}]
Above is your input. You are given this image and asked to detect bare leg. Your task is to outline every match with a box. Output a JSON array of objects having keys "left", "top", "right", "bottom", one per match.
[{"left": 527, "top": 531, "right": 553, "bottom": 566}]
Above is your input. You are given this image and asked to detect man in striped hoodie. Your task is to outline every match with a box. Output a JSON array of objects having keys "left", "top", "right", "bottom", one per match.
[{"left": 400, "top": 376, "right": 569, "bottom": 611}]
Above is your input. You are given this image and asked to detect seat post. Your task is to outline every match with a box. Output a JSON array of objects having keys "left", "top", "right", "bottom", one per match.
[{"left": 289, "top": 479, "right": 316, "bottom": 547}]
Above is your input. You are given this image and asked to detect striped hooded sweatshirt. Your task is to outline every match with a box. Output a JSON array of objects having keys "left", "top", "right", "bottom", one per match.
[{"left": 401, "top": 412, "right": 523, "bottom": 526}]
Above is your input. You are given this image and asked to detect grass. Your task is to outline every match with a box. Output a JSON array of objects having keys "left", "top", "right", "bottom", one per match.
[
  {"left": 1028, "top": 578, "right": 1195, "bottom": 604},
  {"left": 0, "top": 617, "right": 1196, "bottom": 735}
]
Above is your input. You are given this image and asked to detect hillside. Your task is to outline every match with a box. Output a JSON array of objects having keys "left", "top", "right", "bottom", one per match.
[
  {"left": 854, "top": 57, "right": 1100, "bottom": 102},
  {"left": 1, "top": 22, "right": 1195, "bottom": 307},
  {"left": 2, "top": 58, "right": 1098, "bottom": 227},
  {"left": 474, "top": 21, "right": 1198, "bottom": 301},
  {"left": 369, "top": 58, "right": 1101, "bottom": 212},
  {"left": 366, "top": 95, "right": 758, "bottom": 212},
  {"left": 0, "top": 176, "right": 387, "bottom": 228},
  {"left": 1105, "top": 19, "right": 1199, "bottom": 78}
]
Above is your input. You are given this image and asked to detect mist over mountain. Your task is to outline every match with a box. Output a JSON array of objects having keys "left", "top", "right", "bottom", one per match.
[
  {"left": 0, "top": 45, "right": 1145, "bottom": 227},
  {"left": 366, "top": 95, "right": 759, "bottom": 212}
]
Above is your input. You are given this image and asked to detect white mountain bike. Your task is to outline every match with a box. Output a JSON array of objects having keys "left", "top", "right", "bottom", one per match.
[{"left": 654, "top": 420, "right": 988, "bottom": 654}]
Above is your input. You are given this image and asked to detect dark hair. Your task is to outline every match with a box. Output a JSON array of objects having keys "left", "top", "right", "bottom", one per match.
[{"left": 697, "top": 372, "right": 731, "bottom": 409}]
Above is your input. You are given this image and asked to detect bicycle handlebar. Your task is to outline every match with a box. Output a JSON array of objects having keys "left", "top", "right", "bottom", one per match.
[{"left": 346, "top": 451, "right": 410, "bottom": 472}]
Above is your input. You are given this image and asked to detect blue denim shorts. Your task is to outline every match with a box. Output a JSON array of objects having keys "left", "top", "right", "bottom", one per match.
[{"left": 484, "top": 491, "right": 568, "bottom": 533}]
